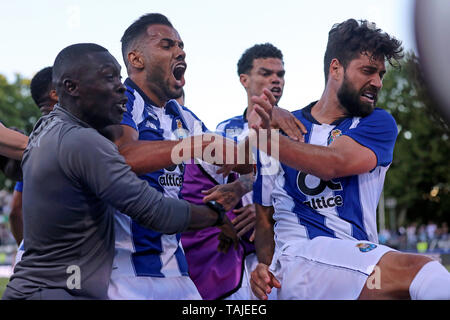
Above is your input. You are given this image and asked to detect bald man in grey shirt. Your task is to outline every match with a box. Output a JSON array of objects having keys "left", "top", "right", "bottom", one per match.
[
  {"left": 3, "top": 43, "right": 237, "bottom": 300},
  {"left": 5, "top": 106, "right": 191, "bottom": 300}
]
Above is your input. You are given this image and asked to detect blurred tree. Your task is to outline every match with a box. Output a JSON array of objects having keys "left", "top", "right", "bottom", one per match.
[
  {"left": 0, "top": 73, "right": 40, "bottom": 191},
  {"left": 379, "top": 52, "right": 450, "bottom": 225}
]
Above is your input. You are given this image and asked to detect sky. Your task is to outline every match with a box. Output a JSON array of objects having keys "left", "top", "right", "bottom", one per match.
[{"left": 0, "top": 0, "right": 417, "bottom": 129}]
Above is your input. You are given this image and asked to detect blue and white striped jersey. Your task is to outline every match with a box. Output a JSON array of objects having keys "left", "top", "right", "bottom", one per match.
[
  {"left": 216, "top": 109, "right": 248, "bottom": 142},
  {"left": 253, "top": 102, "right": 397, "bottom": 247},
  {"left": 113, "top": 78, "right": 207, "bottom": 278},
  {"left": 216, "top": 110, "right": 253, "bottom": 206}
]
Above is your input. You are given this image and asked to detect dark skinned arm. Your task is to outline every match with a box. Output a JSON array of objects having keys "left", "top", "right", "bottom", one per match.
[
  {"left": 9, "top": 190, "right": 23, "bottom": 246},
  {"left": 0, "top": 125, "right": 28, "bottom": 161},
  {"left": 250, "top": 204, "right": 281, "bottom": 300}
]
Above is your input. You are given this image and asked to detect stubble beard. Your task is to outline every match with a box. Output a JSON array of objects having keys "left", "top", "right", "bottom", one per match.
[
  {"left": 337, "top": 76, "right": 375, "bottom": 118},
  {"left": 146, "top": 71, "right": 183, "bottom": 103}
]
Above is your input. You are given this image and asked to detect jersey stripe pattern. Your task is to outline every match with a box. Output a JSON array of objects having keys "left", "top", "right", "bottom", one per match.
[
  {"left": 253, "top": 102, "right": 398, "bottom": 248},
  {"left": 216, "top": 111, "right": 253, "bottom": 206},
  {"left": 113, "top": 78, "right": 207, "bottom": 278},
  {"left": 216, "top": 111, "right": 248, "bottom": 142}
]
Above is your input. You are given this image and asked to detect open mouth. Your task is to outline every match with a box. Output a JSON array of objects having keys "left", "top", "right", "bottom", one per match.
[
  {"left": 270, "top": 87, "right": 282, "bottom": 98},
  {"left": 361, "top": 91, "right": 377, "bottom": 104},
  {"left": 116, "top": 98, "right": 128, "bottom": 113},
  {"left": 172, "top": 63, "right": 186, "bottom": 87}
]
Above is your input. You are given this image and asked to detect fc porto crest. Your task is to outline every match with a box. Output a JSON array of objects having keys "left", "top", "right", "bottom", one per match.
[
  {"left": 174, "top": 118, "right": 188, "bottom": 139},
  {"left": 356, "top": 243, "right": 377, "bottom": 253},
  {"left": 327, "top": 129, "right": 342, "bottom": 145},
  {"left": 176, "top": 119, "right": 183, "bottom": 130}
]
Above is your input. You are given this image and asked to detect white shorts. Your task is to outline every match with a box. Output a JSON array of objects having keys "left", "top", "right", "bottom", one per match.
[
  {"left": 13, "top": 240, "right": 25, "bottom": 269},
  {"left": 270, "top": 236, "right": 394, "bottom": 300},
  {"left": 107, "top": 273, "right": 201, "bottom": 300}
]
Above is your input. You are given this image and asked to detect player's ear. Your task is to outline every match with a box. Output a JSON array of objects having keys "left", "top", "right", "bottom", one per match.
[
  {"left": 240, "top": 73, "right": 249, "bottom": 88},
  {"left": 128, "top": 50, "right": 144, "bottom": 70},
  {"left": 49, "top": 89, "right": 58, "bottom": 103},
  {"left": 329, "top": 58, "right": 343, "bottom": 81},
  {"left": 63, "top": 78, "right": 79, "bottom": 97}
]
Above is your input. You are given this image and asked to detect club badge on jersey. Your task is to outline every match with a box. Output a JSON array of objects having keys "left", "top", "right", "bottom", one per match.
[{"left": 356, "top": 243, "right": 377, "bottom": 253}]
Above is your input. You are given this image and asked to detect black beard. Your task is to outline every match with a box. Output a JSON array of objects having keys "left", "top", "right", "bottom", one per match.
[{"left": 337, "top": 76, "right": 376, "bottom": 118}]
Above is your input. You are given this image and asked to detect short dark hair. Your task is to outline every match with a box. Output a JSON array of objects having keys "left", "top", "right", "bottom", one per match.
[
  {"left": 324, "top": 19, "right": 403, "bottom": 82},
  {"left": 30, "top": 66, "right": 53, "bottom": 107},
  {"left": 53, "top": 43, "right": 108, "bottom": 94},
  {"left": 121, "top": 13, "right": 173, "bottom": 67},
  {"left": 237, "top": 43, "right": 283, "bottom": 76}
]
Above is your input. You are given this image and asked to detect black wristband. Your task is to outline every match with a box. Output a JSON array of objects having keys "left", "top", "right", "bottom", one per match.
[{"left": 205, "top": 201, "right": 226, "bottom": 227}]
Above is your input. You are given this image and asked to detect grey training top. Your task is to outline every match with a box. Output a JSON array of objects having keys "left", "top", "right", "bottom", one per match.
[{"left": 4, "top": 106, "right": 191, "bottom": 299}]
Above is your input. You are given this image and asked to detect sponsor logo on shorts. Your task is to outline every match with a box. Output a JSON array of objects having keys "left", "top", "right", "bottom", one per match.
[{"left": 356, "top": 243, "right": 377, "bottom": 252}]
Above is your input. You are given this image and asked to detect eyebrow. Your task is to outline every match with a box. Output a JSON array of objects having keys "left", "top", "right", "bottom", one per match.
[
  {"left": 161, "top": 38, "right": 184, "bottom": 48},
  {"left": 99, "top": 64, "right": 121, "bottom": 73},
  {"left": 259, "top": 67, "right": 285, "bottom": 73},
  {"left": 362, "top": 65, "right": 385, "bottom": 72}
]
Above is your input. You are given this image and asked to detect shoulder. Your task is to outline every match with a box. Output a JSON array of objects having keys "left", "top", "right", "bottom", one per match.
[
  {"left": 60, "top": 126, "right": 116, "bottom": 154},
  {"left": 124, "top": 87, "right": 146, "bottom": 117},
  {"left": 179, "top": 104, "right": 203, "bottom": 122},
  {"left": 356, "top": 108, "right": 398, "bottom": 133},
  {"left": 58, "top": 126, "right": 120, "bottom": 175},
  {"left": 178, "top": 104, "right": 208, "bottom": 133},
  {"left": 365, "top": 108, "right": 396, "bottom": 123},
  {"left": 216, "top": 115, "right": 245, "bottom": 132},
  {"left": 292, "top": 109, "right": 305, "bottom": 119},
  {"left": 291, "top": 102, "right": 316, "bottom": 122}
]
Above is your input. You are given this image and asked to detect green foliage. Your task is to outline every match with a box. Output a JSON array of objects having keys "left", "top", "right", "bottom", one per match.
[
  {"left": 379, "top": 52, "right": 450, "bottom": 224},
  {"left": 0, "top": 277, "right": 9, "bottom": 299},
  {"left": 0, "top": 73, "right": 40, "bottom": 191}
]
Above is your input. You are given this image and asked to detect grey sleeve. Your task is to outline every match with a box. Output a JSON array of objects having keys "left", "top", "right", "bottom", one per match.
[{"left": 59, "top": 128, "right": 190, "bottom": 234}]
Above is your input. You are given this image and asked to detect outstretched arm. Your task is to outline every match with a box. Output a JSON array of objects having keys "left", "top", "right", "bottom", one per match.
[
  {"left": 107, "top": 124, "right": 246, "bottom": 175},
  {"left": 249, "top": 89, "right": 378, "bottom": 180},
  {"left": 0, "top": 125, "right": 28, "bottom": 161}
]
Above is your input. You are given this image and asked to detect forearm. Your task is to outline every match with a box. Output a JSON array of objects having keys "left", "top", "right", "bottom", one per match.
[
  {"left": 254, "top": 204, "right": 275, "bottom": 265},
  {"left": 0, "top": 126, "right": 28, "bottom": 161},
  {"left": 119, "top": 134, "right": 251, "bottom": 175},
  {"left": 278, "top": 135, "right": 341, "bottom": 180},
  {"left": 257, "top": 130, "right": 344, "bottom": 181},
  {"left": 9, "top": 191, "right": 23, "bottom": 246},
  {"left": 236, "top": 173, "right": 254, "bottom": 195},
  {"left": 186, "top": 203, "right": 221, "bottom": 231},
  {"left": 9, "top": 214, "right": 23, "bottom": 246},
  {"left": 118, "top": 139, "right": 181, "bottom": 175},
  {"left": 128, "top": 191, "right": 192, "bottom": 234}
]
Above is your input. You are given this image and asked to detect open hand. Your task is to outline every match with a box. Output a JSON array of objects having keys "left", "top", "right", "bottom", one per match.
[
  {"left": 271, "top": 106, "right": 307, "bottom": 142},
  {"left": 250, "top": 263, "right": 281, "bottom": 300}
]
